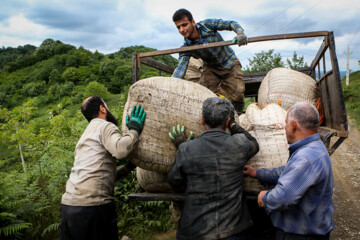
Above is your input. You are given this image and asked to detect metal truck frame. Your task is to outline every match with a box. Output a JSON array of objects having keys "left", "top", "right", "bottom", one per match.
[{"left": 129, "top": 32, "right": 348, "bottom": 227}]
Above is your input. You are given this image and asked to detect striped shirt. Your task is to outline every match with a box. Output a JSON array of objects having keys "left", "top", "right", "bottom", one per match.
[
  {"left": 172, "top": 19, "right": 244, "bottom": 79},
  {"left": 257, "top": 133, "right": 334, "bottom": 235}
]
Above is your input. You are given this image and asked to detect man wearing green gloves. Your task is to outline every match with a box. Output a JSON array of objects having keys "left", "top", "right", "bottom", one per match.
[
  {"left": 172, "top": 8, "right": 248, "bottom": 114},
  {"left": 59, "top": 96, "right": 146, "bottom": 240},
  {"left": 168, "top": 97, "right": 259, "bottom": 239}
]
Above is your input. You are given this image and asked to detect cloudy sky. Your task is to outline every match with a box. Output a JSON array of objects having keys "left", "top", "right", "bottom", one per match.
[{"left": 1, "top": 0, "right": 360, "bottom": 71}]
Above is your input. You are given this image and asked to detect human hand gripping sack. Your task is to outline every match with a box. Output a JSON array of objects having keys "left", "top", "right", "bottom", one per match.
[
  {"left": 126, "top": 105, "right": 146, "bottom": 134},
  {"left": 169, "top": 124, "right": 194, "bottom": 149},
  {"left": 232, "top": 32, "right": 248, "bottom": 46}
]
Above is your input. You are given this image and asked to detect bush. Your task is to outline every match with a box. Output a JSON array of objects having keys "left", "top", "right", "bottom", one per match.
[
  {"left": 22, "top": 81, "right": 46, "bottom": 97},
  {"left": 47, "top": 82, "right": 74, "bottom": 99},
  {"left": 84, "top": 81, "right": 110, "bottom": 99},
  {"left": 62, "top": 67, "right": 79, "bottom": 83},
  {"left": 0, "top": 91, "right": 8, "bottom": 107}
]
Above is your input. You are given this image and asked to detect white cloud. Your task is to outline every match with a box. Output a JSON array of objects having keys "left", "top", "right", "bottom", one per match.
[
  {"left": 0, "top": 0, "right": 359, "bottom": 70},
  {"left": 0, "top": 13, "right": 47, "bottom": 39}
]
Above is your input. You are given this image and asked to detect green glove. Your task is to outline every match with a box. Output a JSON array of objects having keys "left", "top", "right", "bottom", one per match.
[
  {"left": 232, "top": 32, "right": 248, "bottom": 46},
  {"left": 169, "top": 124, "right": 194, "bottom": 149},
  {"left": 126, "top": 105, "right": 146, "bottom": 134}
]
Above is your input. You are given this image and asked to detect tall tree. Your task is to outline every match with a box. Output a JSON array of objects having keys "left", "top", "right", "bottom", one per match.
[
  {"left": 286, "top": 51, "right": 308, "bottom": 69},
  {"left": 244, "top": 49, "right": 285, "bottom": 73},
  {"left": 0, "top": 99, "right": 36, "bottom": 172}
]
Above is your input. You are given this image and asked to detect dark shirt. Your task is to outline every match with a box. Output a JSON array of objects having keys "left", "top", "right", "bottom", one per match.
[{"left": 168, "top": 127, "right": 259, "bottom": 240}]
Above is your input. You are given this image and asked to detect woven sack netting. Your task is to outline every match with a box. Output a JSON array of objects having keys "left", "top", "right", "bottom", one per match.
[
  {"left": 239, "top": 103, "right": 289, "bottom": 194},
  {"left": 136, "top": 167, "right": 175, "bottom": 193},
  {"left": 258, "top": 67, "right": 318, "bottom": 110},
  {"left": 122, "top": 77, "right": 217, "bottom": 173},
  {"left": 184, "top": 57, "right": 203, "bottom": 83}
]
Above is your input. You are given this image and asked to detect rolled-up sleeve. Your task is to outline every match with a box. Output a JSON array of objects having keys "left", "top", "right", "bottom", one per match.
[
  {"left": 172, "top": 53, "right": 190, "bottom": 79},
  {"left": 100, "top": 123, "right": 139, "bottom": 159}
]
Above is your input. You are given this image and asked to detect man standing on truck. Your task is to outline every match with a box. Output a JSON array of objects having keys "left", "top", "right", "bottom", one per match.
[
  {"left": 244, "top": 102, "right": 334, "bottom": 240},
  {"left": 168, "top": 97, "right": 259, "bottom": 239},
  {"left": 59, "top": 96, "right": 146, "bottom": 240},
  {"left": 172, "top": 8, "right": 248, "bottom": 115}
]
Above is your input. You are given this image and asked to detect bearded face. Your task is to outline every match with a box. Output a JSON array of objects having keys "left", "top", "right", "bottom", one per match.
[{"left": 106, "top": 109, "right": 119, "bottom": 126}]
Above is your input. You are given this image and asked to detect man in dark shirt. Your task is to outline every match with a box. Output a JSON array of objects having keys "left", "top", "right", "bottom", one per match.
[{"left": 168, "top": 97, "right": 259, "bottom": 239}]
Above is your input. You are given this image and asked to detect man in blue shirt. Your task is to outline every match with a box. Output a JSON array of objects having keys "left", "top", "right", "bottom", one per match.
[
  {"left": 172, "top": 8, "right": 248, "bottom": 115},
  {"left": 244, "top": 102, "right": 334, "bottom": 240}
]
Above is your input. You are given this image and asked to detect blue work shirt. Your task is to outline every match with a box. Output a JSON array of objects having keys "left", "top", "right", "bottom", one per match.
[
  {"left": 257, "top": 133, "right": 334, "bottom": 235},
  {"left": 172, "top": 19, "right": 244, "bottom": 79}
]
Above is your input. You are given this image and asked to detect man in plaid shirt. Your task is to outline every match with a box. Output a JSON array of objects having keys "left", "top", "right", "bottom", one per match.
[
  {"left": 244, "top": 102, "right": 334, "bottom": 240},
  {"left": 172, "top": 8, "right": 248, "bottom": 115}
]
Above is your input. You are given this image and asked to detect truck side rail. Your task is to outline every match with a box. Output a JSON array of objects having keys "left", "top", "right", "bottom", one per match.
[{"left": 131, "top": 31, "right": 348, "bottom": 155}]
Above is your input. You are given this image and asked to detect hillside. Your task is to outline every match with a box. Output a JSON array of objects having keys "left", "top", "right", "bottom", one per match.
[
  {"left": 0, "top": 40, "right": 177, "bottom": 239},
  {"left": 342, "top": 71, "right": 360, "bottom": 128}
]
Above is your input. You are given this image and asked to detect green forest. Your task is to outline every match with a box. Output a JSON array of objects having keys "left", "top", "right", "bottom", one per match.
[
  {"left": 0, "top": 39, "right": 178, "bottom": 240},
  {"left": 0, "top": 39, "right": 359, "bottom": 239}
]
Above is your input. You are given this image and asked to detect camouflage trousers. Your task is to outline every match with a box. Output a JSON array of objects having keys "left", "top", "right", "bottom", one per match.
[{"left": 200, "top": 59, "right": 245, "bottom": 114}]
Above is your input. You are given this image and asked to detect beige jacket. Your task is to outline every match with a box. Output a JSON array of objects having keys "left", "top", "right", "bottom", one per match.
[{"left": 61, "top": 118, "right": 138, "bottom": 206}]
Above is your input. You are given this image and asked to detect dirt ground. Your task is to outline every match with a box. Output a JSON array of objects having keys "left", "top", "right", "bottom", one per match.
[
  {"left": 155, "top": 118, "right": 360, "bottom": 240},
  {"left": 330, "top": 118, "right": 360, "bottom": 240}
]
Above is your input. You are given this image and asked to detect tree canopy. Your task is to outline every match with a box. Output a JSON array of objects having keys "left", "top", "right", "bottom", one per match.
[
  {"left": 243, "top": 49, "right": 308, "bottom": 73},
  {"left": 244, "top": 49, "right": 285, "bottom": 73},
  {"left": 0, "top": 39, "right": 176, "bottom": 239}
]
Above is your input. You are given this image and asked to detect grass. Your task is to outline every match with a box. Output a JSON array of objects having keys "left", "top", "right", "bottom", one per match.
[{"left": 342, "top": 71, "right": 360, "bottom": 129}]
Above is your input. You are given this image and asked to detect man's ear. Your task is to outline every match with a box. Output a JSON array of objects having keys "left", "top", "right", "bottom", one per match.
[
  {"left": 201, "top": 115, "right": 205, "bottom": 127},
  {"left": 225, "top": 117, "right": 230, "bottom": 129},
  {"left": 99, "top": 105, "right": 107, "bottom": 114},
  {"left": 290, "top": 120, "right": 298, "bottom": 132}
]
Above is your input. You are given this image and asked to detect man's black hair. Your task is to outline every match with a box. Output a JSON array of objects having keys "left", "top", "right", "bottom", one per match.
[
  {"left": 81, "top": 96, "right": 105, "bottom": 122},
  {"left": 173, "top": 8, "right": 193, "bottom": 22},
  {"left": 202, "top": 97, "right": 231, "bottom": 128}
]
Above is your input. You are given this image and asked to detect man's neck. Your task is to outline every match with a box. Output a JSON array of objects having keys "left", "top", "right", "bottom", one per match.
[
  {"left": 293, "top": 130, "right": 317, "bottom": 143},
  {"left": 204, "top": 125, "right": 226, "bottom": 131},
  {"left": 188, "top": 26, "right": 200, "bottom": 41}
]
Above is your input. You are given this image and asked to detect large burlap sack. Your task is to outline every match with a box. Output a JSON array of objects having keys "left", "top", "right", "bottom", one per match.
[
  {"left": 122, "top": 77, "right": 217, "bottom": 173},
  {"left": 239, "top": 103, "right": 289, "bottom": 194},
  {"left": 136, "top": 167, "right": 174, "bottom": 193},
  {"left": 184, "top": 57, "right": 203, "bottom": 83},
  {"left": 258, "top": 68, "right": 318, "bottom": 110}
]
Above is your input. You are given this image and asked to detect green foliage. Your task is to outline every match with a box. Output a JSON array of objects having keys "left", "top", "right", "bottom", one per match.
[
  {"left": 48, "top": 69, "right": 62, "bottom": 84},
  {"left": 0, "top": 40, "right": 179, "bottom": 240},
  {"left": 22, "top": 81, "right": 46, "bottom": 97},
  {"left": 0, "top": 172, "right": 31, "bottom": 239},
  {"left": 47, "top": 82, "right": 75, "bottom": 100},
  {"left": 2, "top": 39, "right": 75, "bottom": 73},
  {"left": 110, "top": 64, "right": 132, "bottom": 93},
  {"left": 0, "top": 45, "right": 36, "bottom": 70},
  {"left": 62, "top": 67, "right": 79, "bottom": 82},
  {"left": 286, "top": 51, "right": 308, "bottom": 69},
  {"left": 115, "top": 174, "right": 172, "bottom": 239},
  {"left": 84, "top": 81, "right": 111, "bottom": 99},
  {"left": 342, "top": 71, "right": 360, "bottom": 127},
  {"left": 244, "top": 49, "right": 285, "bottom": 73}
]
